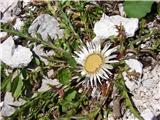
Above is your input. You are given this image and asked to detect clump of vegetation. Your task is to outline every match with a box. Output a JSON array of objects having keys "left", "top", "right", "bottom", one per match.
[{"left": 1, "top": 1, "right": 160, "bottom": 120}]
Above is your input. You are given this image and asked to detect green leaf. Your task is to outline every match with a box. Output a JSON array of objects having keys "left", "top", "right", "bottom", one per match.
[
  {"left": 124, "top": 1, "right": 153, "bottom": 19},
  {"left": 6, "top": 79, "right": 11, "bottom": 91},
  {"left": 88, "top": 108, "right": 100, "bottom": 119},
  {"left": 151, "top": 39, "right": 160, "bottom": 50},
  {"left": 158, "top": 3, "right": 160, "bottom": 15},
  {"left": 21, "top": 68, "right": 27, "bottom": 79},
  {"left": 1, "top": 75, "right": 12, "bottom": 91},
  {"left": 63, "top": 52, "right": 77, "bottom": 68},
  {"left": 65, "top": 90, "right": 77, "bottom": 102},
  {"left": 35, "top": 57, "right": 40, "bottom": 66},
  {"left": 59, "top": 100, "right": 79, "bottom": 113},
  {"left": 71, "top": 40, "right": 79, "bottom": 51},
  {"left": 11, "top": 75, "right": 23, "bottom": 98},
  {"left": 58, "top": 68, "right": 71, "bottom": 85}
]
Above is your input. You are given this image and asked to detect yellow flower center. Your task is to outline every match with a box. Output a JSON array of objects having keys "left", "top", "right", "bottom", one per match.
[{"left": 84, "top": 53, "right": 103, "bottom": 73}]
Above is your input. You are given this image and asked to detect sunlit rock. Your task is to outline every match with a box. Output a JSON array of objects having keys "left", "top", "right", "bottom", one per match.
[
  {"left": 93, "top": 14, "right": 139, "bottom": 43},
  {"left": 141, "top": 109, "right": 156, "bottom": 120},
  {"left": 125, "top": 59, "right": 143, "bottom": 74},
  {"left": 13, "top": 18, "right": 24, "bottom": 31},
  {"left": 33, "top": 44, "right": 54, "bottom": 65},
  {"left": 28, "top": 14, "right": 64, "bottom": 41},
  {"left": 1, "top": 92, "right": 25, "bottom": 117},
  {"left": 38, "top": 77, "right": 60, "bottom": 92},
  {"left": 0, "top": 32, "right": 8, "bottom": 41},
  {"left": 0, "top": 37, "right": 33, "bottom": 68}
]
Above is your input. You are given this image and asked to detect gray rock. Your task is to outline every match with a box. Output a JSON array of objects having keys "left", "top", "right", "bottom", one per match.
[
  {"left": 1, "top": 92, "right": 26, "bottom": 117},
  {"left": 131, "top": 64, "right": 160, "bottom": 118},
  {"left": 1, "top": 104, "right": 16, "bottom": 117},
  {"left": 141, "top": 109, "right": 156, "bottom": 120},
  {"left": 38, "top": 77, "right": 59, "bottom": 92},
  {"left": 0, "top": 36, "right": 33, "bottom": 68},
  {"left": 142, "top": 79, "right": 156, "bottom": 89},
  {"left": 0, "top": 0, "right": 18, "bottom": 23},
  {"left": 0, "top": 32, "right": 8, "bottom": 41},
  {"left": 125, "top": 59, "right": 143, "bottom": 74},
  {"left": 28, "top": 14, "right": 64, "bottom": 41},
  {"left": 33, "top": 44, "right": 54, "bottom": 65},
  {"left": 13, "top": 18, "right": 24, "bottom": 31}
]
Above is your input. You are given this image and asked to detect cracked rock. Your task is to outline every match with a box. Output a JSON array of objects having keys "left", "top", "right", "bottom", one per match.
[
  {"left": 93, "top": 13, "right": 139, "bottom": 43},
  {"left": 28, "top": 14, "right": 64, "bottom": 41},
  {"left": 0, "top": 92, "right": 26, "bottom": 117},
  {"left": 0, "top": 36, "right": 33, "bottom": 68},
  {"left": 38, "top": 77, "right": 60, "bottom": 92}
]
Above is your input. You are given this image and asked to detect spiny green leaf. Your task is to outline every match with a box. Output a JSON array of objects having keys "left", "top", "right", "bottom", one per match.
[
  {"left": 11, "top": 75, "right": 23, "bottom": 98},
  {"left": 58, "top": 68, "right": 71, "bottom": 85},
  {"left": 59, "top": 100, "right": 79, "bottom": 113},
  {"left": 1, "top": 75, "right": 12, "bottom": 91},
  {"left": 65, "top": 90, "right": 77, "bottom": 102},
  {"left": 124, "top": 1, "right": 153, "bottom": 19},
  {"left": 158, "top": 3, "right": 160, "bottom": 15},
  {"left": 88, "top": 108, "right": 100, "bottom": 119},
  {"left": 63, "top": 52, "right": 77, "bottom": 68},
  {"left": 151, "top": 39, "right": 160, "bottom": 51}
]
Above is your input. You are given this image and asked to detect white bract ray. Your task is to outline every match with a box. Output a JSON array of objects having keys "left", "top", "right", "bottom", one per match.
[{"left": 74, "top": 42, "right": 119, "bottom": 88}]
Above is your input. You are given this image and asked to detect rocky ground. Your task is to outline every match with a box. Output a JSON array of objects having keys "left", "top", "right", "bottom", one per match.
[{"left": 0, "top": 0, "right": 160, "bottom": 120}]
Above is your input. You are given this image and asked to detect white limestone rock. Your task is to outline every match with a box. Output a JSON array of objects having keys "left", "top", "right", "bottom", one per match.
[
  {"left": 0, "top": 0, "right": 18, "bottom": 23},
  {"left": 0, "top": 0, "right": 32, "bottom": 23},
  {"left": 47, "top": 69, "right": 54, "bottom": 78},
  {"left": 123, "top": 59, "right": 143, "bottom": 91},
  {"left": 33, "top": 44, "right": 54, "bottom": 65},
  {"left": 130, "top": 64, "right": 160, "bottom": 119},
  {"left": 13, "top": 18, "right": 24, "bottom": 31},
  {"left": 122, "top": 72, "right": 139, "bottom": 91},
  {"left": 118, "top": 3, "right": 126, "bottom": 17},
  {"left": 0, "top": 0, "right": 18, "bottom": 13},
  {"left": 94, "top": 14, "right": 118, "bottom": 40},
  {"left": 153, "top": 82, "right": 160, "bottom": 99},
  {"left": 0, "top": 32, "right": 8, "bottom": 41},
  {"left": 122, "top": 110, "right": 139, "bottom": 120},
  {"left": 93, "top": 14, "right": 139, "bottom": 43},
  {"left": 0, "top": 37, "right": 33, "bottom": 68},
  {"left": 141, "top": 109, "right": 156, "bottom": 120},
  {"left": 28, "top": 14, "right": 64, "bottom": 41},
  {"left": 1, "top": 92, "right": 26, "bottom": 117},
  {"left": 38, "top": 77, "right": 60, "bottom": 92},
  {"left": 125, "top": 59, "right": 143, "bottom": 74},
  {"left": 142, "top": 79, "right": 156, "bottom": 89}
]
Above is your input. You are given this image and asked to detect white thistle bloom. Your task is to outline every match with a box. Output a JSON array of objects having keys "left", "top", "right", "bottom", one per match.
[{"left": 74, "top": 42, "right": 119, "bottom": 88}]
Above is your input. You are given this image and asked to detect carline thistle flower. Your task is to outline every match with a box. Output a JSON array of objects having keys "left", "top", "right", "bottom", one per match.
[{"left": 74, "top": 42, "right": 119, "bottom": 88}]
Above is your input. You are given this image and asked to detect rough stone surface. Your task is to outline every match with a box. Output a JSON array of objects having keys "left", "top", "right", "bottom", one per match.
[
  {"left": 125, "top": 59, "right": 143, "bottom": 74},
  {"left": 0, "top": 36, "right": 33, "bottom": 68},
  {"left": 13, "top": 18, "right": 24, "bottom": 31},
  {"left": 0, "top": 0, "right": 18, "bottom": 23},
  {"left": 123, "top": 63, "right": 160, "bottom": 120},
  {"left": 33, "top": 44, "right": 54, "bottom": 65},
  {"left": 38, "top": 77, "right": 60, "bottom": 92},
  {"left": 0, "top": 92, "right": 26, "bottom": 117},
  {"left": 28, "top": 14, "right": 64, "bottom": 41},
  {"left": 0, "top": 32, "right": 8, "bottom": 41},
  {"left": 93, "top": 13, "right": 139, "bottom": 43}
]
